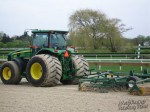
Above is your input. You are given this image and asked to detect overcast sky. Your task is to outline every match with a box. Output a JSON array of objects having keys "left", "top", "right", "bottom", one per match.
[{"left": 0, "top": 0, "right": 149, "bottom": 38}]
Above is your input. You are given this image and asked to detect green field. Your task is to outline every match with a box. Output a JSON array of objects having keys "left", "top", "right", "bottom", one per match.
[{"left": 90, "top": 64, "right": 150, "bottom": 73}]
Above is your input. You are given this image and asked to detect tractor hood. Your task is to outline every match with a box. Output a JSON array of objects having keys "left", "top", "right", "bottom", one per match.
[
  {"left": 7, "top": 46, "right": 75, "bottom": 61},
  {"left": 8, "top": 48, "right": 32, "bottom": 61}
]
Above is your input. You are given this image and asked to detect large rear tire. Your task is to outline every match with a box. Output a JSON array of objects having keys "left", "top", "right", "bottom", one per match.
[
  {"left": 52, "top": 56, "right": 62, "bottom": 82},
  {"left": 26, "top": 54, "right": 61, "bottom": 87},
  {"left": 61, "top": 55, "right": 89, "bottom": 85},
  {"left": 0, "top": 61, "right": 21, "bottom": 84},
  {"left": 72, "top": 55, "right": 89, "bottom": 76}
]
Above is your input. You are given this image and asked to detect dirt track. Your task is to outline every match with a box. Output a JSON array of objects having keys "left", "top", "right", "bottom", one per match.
[{"left": 0, "top": 79, "right": 150, "bottom": 112}]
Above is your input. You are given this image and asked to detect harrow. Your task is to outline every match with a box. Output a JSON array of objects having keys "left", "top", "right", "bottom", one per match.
[
  {"left": 79, "top": 70, "right": 150, "bottom": 95},
  {"left": 79, "top": 71, "right": 130, "bottom": 93}
]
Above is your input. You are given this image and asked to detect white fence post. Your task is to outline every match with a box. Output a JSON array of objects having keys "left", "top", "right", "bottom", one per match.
[
  {"left": 141, "top": 59, "right": 143, "bottom": 71},
  {"left": 120, "top": 60, "right": 122, "bottom": 71},
  {"left": 137, "top": 44, "right": 141, "bottom": 59},
  {"left": 99, "top": 60, "right": 101, "bottom": 70}
]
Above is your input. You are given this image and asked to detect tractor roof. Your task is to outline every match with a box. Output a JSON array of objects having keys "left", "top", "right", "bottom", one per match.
[{"left": 32, "top": 30, "right": 68, "bottom": 34}]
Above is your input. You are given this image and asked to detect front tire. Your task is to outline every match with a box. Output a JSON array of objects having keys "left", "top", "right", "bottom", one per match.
[
  {"left": 0, "top": 61, "right": 21, "bottom": 84},
  {"left": 26, "top": 54, "right": 61, "bottom": 87}
]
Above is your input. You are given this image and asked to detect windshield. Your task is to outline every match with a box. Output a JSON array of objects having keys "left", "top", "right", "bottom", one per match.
[
  {"left": 33, "top": 33, "right": 48, "bottom": 48},
  {"left": 50, "top": 33, "right": 67, "bottom": 49}
]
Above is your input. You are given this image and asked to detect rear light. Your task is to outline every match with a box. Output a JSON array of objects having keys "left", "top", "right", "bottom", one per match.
[
  {"left": 64, "top": 50, "right": 69, "bottom": 58},
  {"left": 54, "top": 50, "right": 58, "bottom": 52}
]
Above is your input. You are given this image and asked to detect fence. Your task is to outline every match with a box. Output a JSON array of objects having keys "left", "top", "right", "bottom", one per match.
[
  {"left": 0, "top": 48, "right": 22, "bottom": 59},
  {"left": 1, "top": 48, "right": 150, "bottom": 59},
  {"left": 86, "top": 59, "right": 150, "bottom": 71},
  {"left": 0, "top": 48, "right": 150, "bottom": 72},
  {"left": 73, "top": 52, "right": 150, "bottom": 59},
  {"left": 0, "top": 59, "right": 6, "bottom": 64}
]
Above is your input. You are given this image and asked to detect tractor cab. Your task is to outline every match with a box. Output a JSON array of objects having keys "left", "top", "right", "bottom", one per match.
[{"left": 31, "top": 30, "right": 68, "bottom": 50}]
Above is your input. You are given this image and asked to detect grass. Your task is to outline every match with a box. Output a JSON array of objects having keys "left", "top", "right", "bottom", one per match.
[
  {"left": 89, "top": 64, "right": 150, "bottom": 74},
  {"left": 87, "top": 56, "right": 150, "bottom": 73},
  {"left": 87, "top": 55, "right": 150, "bottom": 73}
]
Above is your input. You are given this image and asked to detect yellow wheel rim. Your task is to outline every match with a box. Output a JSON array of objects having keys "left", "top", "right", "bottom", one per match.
[
  {"left": 2, "top": 67, "right": 12, "bottom": 80},
  {"left": 30, "top": 63, "right": 43, "bottom": 80}
]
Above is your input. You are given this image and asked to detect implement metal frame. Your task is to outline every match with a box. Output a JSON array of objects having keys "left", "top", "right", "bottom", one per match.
[{"left": 79, "top": 70, "right": 150, "bottom": 93}]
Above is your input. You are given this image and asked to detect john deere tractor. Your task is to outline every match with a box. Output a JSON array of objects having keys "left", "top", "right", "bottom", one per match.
[{"left": 0, "top": 30, "right": 89, "bottom": 87}]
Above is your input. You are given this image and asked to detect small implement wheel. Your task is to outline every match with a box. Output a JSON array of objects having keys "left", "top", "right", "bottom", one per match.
[
  {"left": 127, "top": 76, "right": 140, "bottom": 89},
  {"left": 26, "top": 54, "right": 61, "bottom": 87},
  {"left": 0, "top": 61, "right": 21, "bottom": 84}
]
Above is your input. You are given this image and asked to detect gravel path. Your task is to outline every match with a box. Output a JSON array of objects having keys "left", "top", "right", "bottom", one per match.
[{"left": 0, "top": 79, "right": 150, "bottom": 112}]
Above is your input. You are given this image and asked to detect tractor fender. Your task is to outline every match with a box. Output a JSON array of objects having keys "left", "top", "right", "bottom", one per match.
[
  {"left": 12, "top": 58, "right": 26, "bottom": 74},
  {"left": 36, "top": 49, "right": 56, "bottom": 57}
]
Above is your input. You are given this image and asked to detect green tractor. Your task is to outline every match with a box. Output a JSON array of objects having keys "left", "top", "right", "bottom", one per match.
[{"left": 0, "top": 30, "right": 89, "bottom": 87}]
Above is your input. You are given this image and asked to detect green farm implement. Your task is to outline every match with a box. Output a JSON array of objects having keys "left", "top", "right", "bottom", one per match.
[
  {"left": 79, "top": 70, "right": 150, "bottom": 95},
  {"left": 79, "top": 71, "right": 129, "bottom": 92},
  {"left": 0, "top": 30, "right": 89, "bottom": 87}
]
